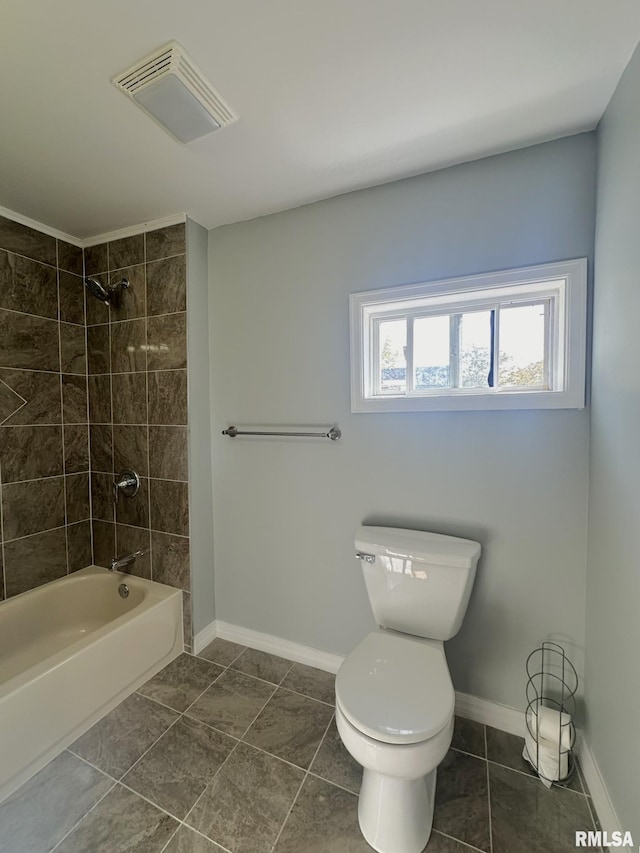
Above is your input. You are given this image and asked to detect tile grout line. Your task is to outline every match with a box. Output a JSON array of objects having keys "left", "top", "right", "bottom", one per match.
[
  {"left": 56, "top": 243, "right": 72, "bottom": 579},
  {"left": 144, "top": 233, "right": 154, "bottom": 586},
  {"left": 49, "top": 778, "right": 119, "bottom": 852},
  {"left": 485, "top": 725, "right": 493, "bottom": 853},
  {"left": 271, "top": 709, "right": 336, "bottom": 851}
]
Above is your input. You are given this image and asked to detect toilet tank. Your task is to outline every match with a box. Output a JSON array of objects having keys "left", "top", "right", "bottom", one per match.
[{"left": 355, "top": 526, "right": 481, "bottom": 641}]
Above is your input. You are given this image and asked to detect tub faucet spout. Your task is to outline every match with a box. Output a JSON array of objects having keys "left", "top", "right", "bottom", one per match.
[{"left": 110, "top": 550, "right": 143, "bottom": 572}]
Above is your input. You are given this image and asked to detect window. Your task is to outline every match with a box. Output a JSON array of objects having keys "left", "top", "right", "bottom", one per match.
[{"left": 350, "top": 259, "right": 587, "bottom": 412}]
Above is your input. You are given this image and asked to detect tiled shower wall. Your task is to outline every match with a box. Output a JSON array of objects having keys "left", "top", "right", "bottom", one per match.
[
  {"left": 0, "top": 215, "right": 92, "bottom": 599},
  {"left": 85, "top": 224, "right": 192, "bottom": 646}
]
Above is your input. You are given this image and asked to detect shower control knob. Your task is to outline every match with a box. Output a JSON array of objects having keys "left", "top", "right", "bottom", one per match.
[{"left": 113, "top": 469, "right": 140, "bottom": 503}]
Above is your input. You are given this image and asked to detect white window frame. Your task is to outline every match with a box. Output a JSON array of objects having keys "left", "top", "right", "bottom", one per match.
[{"left": 349, "top": 259, "right": 587, "bottom": 413}]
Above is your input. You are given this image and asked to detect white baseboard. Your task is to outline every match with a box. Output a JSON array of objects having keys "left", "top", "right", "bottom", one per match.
[
  {"left": 578, "top": 739, "right": 621, "bottom": 835},
  {"left": 193, "top": 619, "right": 617, "bottom": 835},
  {"left": 193, "top": 619, "right": 345, "bottom": 673}
]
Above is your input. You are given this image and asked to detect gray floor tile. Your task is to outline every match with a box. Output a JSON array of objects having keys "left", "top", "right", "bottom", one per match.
[
  {"left": 433, "top": 749, "right": 491, "bottom": 852},
  {"left": 243, "top": 688, "right": 334, "bottom": 769},
  {"left": 163, "top": 826, "right": 227, "bottom": 852},
  {"left": 186, "top": 742, "right": 304, "bottom": 853},
  {"left": 274, "top": 774, "right": 370, "bottom": 853},
  {"left": 489, "top": 763, "right": 597, "bottom": 852},
  {"left": 186, "top": 668, "right": 275, "bottom": 737},
  {"left": 197, "top": 637, "right": 246, "bottom": 666},
  {"left": 54, "top": 784, "right": 178, "bottom": 853},
  {"left": 281, "top": 663, "right": 335, "bottom": 704},
  {"left": 486, "top": 726, "right": 581, "bottom": 792},
  {"left": 70, "top": 693, "right": 178, "bottom": 778},
  {"left": 451, "top": 716, "right": 486, "bottom": 758},
  {"left": 425, "top": 830, "right": 486, "bottom": 851},
  {"left": 0, "top": 751, "right": 112, "bottom": 853},
  {"left": 309, "top": 717, "right": 362, "bottom": 794},
  {"left": 137, "top": 653, "right": 224, "bottom": 713},
  {"left": 231, "top": 648, "right": 294, "bottom": 684},
  {"left": 122, "top": 717, "right": 235, "bottom": 819}
]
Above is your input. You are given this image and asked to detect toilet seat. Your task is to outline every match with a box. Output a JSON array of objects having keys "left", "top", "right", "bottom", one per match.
[{"left": 335, "top": 631, "right": 454, "bottom": 745}]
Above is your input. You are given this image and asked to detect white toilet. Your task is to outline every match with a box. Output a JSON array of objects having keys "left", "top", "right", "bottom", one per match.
[{"left": 335, "top": 526, "right": 481, "bottom": 853}]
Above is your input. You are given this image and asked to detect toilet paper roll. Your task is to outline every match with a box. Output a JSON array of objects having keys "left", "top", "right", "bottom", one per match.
[
  {"left": 524, "top": 730, "right": 569, "bottom": 785},
  {"left": 529, "top": 704, "right": 574, "bottom": 751}
]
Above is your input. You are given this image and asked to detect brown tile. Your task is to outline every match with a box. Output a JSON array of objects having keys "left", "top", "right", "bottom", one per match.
[
  {"left": 0, "top": 308, "right": 60, "bottom": 371},
  {"left": 113, "top": 424, "right": 148, "bottom": 476},
  {"left": 87, "top": 324, "right": 110, "bottom": 374},
  {"left": 244, "top": 689, "right": 333, "bottom": 769},
  {"left": 148, "top": 369, "right": 187, "bottom": 425},
  {"left": 109, "top": 264, "right": 146, "bottom": 321},
  {"left": 64, "top": 424, "right": 89, "bottom": 473},
  {"left": 2, "top": 476, "right": 65, "bottom": 540},
  {"left": 198, "top": 638, "right": 246, "bottom": 667},
  {"left": 115, "top": 476, "right": 149, "bottom": 528},
  {"left": 0, "top": 369, "right": 61, "bottom": 425},
  {"left": 310, "top": 718, "right": 362, "bottom": 794},
  {"left": 138, "top": 654, "right": 223, "bottom": 713},
  {"left": 0, "top": 379, "right": 25, "bottom": 424},
  {"left": 149, "top": 426, "right": 188, "bottom": 480},
  {"left": 122, "top": 716, "right": 234, "bottom": 820},
  {"left": 112, "top": 372, "right": 147, "bottom": 424},
  {"left": 0, "top": 250, "right": 58, "bottom": 319},
  {"left": 273, "top": 774, "right": 368, "bottom": 853},
  {"left": 84, "top": 243, "right": 108, "bottom": 276},
  {"left": 0, "top": 215, "right": 56, "bottom": 265},
  {"left": 489, "top": 763, "right": 596, "bottom": 853},
  {"left": 67, "top": 520, "right": 92, "bottom": 571},
  {"left": 281, "top": 664, "right": 335, "bottom": 705},
  {"left": 57, "top": 240, "right": 84, "bottom": 276},
  {"left": 183, "top": 590, "right": 192, "bottom": 647},
  {"left": 91, "top": 471, "right": 115, "bottom": 521},
  {"left": 433, "top": 750, "right": 490, "bottom": 851},
  {"left": 146, "top": 223, "right": 185, "bottom": 261},
  {"left": 0, "top": 425, "right": 63, "bottom": 482},
  {"left": 452, "top": 716, "right": 486, "bottom": 758},
  {"left": 70, "top": 692, "right": 178, "bottom": 778},
  {"left": 164, "top": 825, "right": 225, "bottom": 853},
  {"left": 62, "top": 374, "right": 88, "bottom": 424},
  {"left": 233, "top": 649, "right": 293, "bottom": 685},
  {"left": 151, "top": 531, "right": 190, "bottom": 590},
  {"left": 88, "top": 374, "right": 112, "bottom": 424},
  {"left": 111, "top": 318, "right": 146, "bottom": 373},
  {"left": 4, "top": 527, "right": 67, "bottom": 596},
  {"left": 150, "top": 479, "right": 189, "bottom": 535},
  {"left": 187, "top": 669, "right": 275, "bottom": 738},
  {"left": 58, "top": 271, "right": 85, "bottom": 324},
  {"left": 60, "top": 323, "right": 87, "bottom": 375},
  {"left": 187, "top": 742, "right": 303, "bottom": 853},
  {"left": 147, "top": 313, "right": 187, "bottom": 370},
  {"left": 92, "top": 520, "right": 115, "bottom": 568},
  {"left": 109, "top": 234, "right": 144, "bottom": 269},
  {"left": 115, "top": 524, "right": 151, "bottom": 578},
  {"left": 90, "top": 423, "right": 113, "bottom": 472},
  {"left": 146, "top": 256, "right": 186, "bottom": 316},
  {"left": 54, "top": 784, "right": 177, "bottom": 853},
  {"left": 85, "top": 283, "right": 110, "bottom": 326},
  {"left": 66, "top": 472, "right": 90, "bottom": 523}
]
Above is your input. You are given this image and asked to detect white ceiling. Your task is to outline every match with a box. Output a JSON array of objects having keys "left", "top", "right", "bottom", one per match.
[{"left": 1, "top": 1, "right": 639, "bottom": 240}]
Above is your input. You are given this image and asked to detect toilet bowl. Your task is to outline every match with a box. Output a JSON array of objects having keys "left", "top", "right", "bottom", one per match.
[
  {"left": 335, "top": 629, "right": 455, "bottom": 853},
  {"left": 337, "top": 527, "right": 481, "bottom": 853}
]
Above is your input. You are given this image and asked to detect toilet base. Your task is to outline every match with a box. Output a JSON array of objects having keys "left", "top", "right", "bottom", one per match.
[{"left": 358, "top": 766, "right": 437, "bottom": 853}]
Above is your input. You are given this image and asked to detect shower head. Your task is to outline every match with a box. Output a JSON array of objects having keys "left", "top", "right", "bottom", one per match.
[{"left": 83, "top": 276, "right": 129, "bottom": 305}]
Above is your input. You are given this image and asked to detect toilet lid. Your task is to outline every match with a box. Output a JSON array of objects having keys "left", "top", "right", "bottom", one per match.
[{"left": 335, "top": 631, "right": 454, "bottom": 744}]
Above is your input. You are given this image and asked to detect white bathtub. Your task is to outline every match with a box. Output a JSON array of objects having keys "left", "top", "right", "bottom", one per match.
[{"left": 0, "top": 566, "right": 183, "bottom": 802}]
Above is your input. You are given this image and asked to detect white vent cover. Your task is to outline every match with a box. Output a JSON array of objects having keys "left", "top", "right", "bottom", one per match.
[{"left": 112, "top": 41, "right": 236, "bottom": 143}]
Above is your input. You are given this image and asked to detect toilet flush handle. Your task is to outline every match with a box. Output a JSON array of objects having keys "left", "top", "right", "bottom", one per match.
[{"left": 355, "top": 551, "right": 376, "bottom": 564}]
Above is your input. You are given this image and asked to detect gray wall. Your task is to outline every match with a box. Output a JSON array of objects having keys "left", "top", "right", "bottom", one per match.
[
  {"left": 186, "top": 218, "right": 216, "bottom": 636},
  {"left": 587, "top": 43, "right": 640, "bottom": 838},
  {"left": 208, "top": 134, "right": 595, "bottom": 709}
]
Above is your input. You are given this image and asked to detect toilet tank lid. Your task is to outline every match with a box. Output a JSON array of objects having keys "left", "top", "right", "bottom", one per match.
[{"left": 355, "top": 526, "right": 481, "bottom": 568}]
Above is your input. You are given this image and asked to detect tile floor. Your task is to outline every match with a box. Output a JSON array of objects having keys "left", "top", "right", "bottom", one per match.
[{"left": 0, "top": 638, "right": 602, "bottom": 853}]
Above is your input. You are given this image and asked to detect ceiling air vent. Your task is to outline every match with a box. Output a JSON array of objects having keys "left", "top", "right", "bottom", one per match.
[{"left": 112, "top": 41, "right": 236, "bottom": 144}]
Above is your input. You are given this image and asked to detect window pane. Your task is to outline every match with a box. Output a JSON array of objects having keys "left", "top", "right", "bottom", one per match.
[
  {"left": 499, "top": 303, "right": 546, "bottom": 388},
  {"left": 459, "top": 310, "right": 492, "bottom": 388},
  {"left": 413, "top": 315, "right": 450, "bottom": 389},
  {"left": 378, "top": 319, "right": 406, "bottom": 394}
]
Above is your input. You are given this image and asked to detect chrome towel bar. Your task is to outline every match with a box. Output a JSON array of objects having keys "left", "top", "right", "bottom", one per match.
[{"left": 222, "top": 425, "right": 341, "bottom": 441}]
